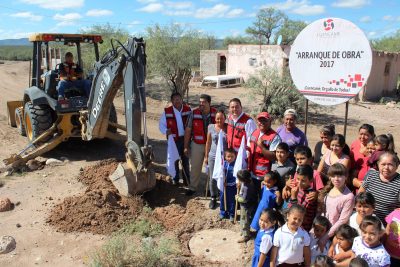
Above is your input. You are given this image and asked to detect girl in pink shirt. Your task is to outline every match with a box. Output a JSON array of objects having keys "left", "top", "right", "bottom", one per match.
[
  {"left": 318, "top": 163, "right": 355, "bottom": 246},
  {"left": 385, "top": 208, "right": 400, "bottom": 266}
]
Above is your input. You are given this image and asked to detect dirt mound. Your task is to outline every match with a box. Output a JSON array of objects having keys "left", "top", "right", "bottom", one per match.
[{"left": 47, "top": 159, "right": 144, "bottom": 235}]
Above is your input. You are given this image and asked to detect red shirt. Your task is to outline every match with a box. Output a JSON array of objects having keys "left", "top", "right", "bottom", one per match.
[
  {"left": 350, "top": 140, "right": 370, "bottom": 181},
  {"left": 289, "top": 187, "right": 317, "bottom": 231}
]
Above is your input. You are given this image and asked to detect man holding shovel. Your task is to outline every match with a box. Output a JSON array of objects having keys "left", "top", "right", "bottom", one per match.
[{"left": 159, "top": 92, "right": 192, "bottom": 185}]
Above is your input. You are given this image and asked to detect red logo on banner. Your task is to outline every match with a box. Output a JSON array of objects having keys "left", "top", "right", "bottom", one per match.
[{"left": 324, "top": 19, "right": 334, "bottom": 31}]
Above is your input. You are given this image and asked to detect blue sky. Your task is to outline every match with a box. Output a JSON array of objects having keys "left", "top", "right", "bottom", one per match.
[{"left": 0, "top": 0, "right": 399, "bottom": 40}]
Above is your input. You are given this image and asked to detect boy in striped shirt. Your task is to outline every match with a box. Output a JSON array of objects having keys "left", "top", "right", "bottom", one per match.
[{"left": 289, "top": 165, "right": 318, "bottom": 231}]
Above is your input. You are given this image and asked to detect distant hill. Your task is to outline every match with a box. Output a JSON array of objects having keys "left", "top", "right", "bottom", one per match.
[{"left": 0, "top": 38, "right": 30, "bottom": 46}]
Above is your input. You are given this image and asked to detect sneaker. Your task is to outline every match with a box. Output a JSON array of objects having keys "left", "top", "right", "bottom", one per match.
[
  {"left": 229, "top": 217, "right": 234, "bottom": 223},
  {"left": 58, "top": 95, "right": 65, "bottom": 101},
  {"left": 218, "top": 214, "right": 225, "bottom": 221},
  {"left": 208, "top": 198, "right": 217, "bottom": 209},
  {"left": 171, "top": 180, "right": 178, "bottom": 186},
  {"left": 185, "top": 189, "right": 195, "bottom": 196},
  {"left": 237, "top": 236, "right": 251, "bottom": 243}
]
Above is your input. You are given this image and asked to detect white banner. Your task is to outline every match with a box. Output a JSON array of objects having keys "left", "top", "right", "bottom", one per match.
[{"left": 289, "top": 18, "right": 372, "bottom": 106}]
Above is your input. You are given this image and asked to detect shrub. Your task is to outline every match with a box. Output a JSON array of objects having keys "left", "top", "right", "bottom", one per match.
[{"left": 245, "top": 67, "right": 305, "bottom": 118}]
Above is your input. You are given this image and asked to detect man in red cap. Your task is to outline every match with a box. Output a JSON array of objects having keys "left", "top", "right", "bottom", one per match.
[{"left": 247, "top": 111, "right": 281, "bottom": 196}]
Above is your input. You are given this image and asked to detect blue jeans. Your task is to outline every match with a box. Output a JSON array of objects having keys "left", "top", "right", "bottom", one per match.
[{"left": 57, "top": 79, "right": 91, "bottom": 97}]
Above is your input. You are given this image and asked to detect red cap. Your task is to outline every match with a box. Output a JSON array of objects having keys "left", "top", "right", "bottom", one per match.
[{"left": 257, "top": 112, "right": 271, "bottom": 120}]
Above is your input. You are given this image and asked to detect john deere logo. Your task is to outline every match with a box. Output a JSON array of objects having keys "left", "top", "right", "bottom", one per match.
[{"left": 324, "top": 19, "right": 334, "bottom": 31}]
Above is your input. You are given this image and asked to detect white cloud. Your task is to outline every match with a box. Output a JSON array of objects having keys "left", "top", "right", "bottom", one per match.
[
  {"left": 262, "top": 0, "right": 325, "bottom": 16},
  {"left": 332, "top": 0, "right": 370, "bottom": 8},
  {"left": 21, "top": 0, "right": 84, "bottom": 10},
  {"left": 10, "top": 12, "right": 43, "bottom": 21},
  {"left": 53, "top": 13, "right": 82, "bottom": 26},
  {"left": 194, "top": 4, "right": 230, "bottom": 18},
  {"left": 292, "top": 4, "right": 325, "bottom": 15},
  {"left": 359, "top": 15, "right": 371, "bottom": 23},
  {"left": 164, "top": 1, "right": 193, "bottom": 9},
  {"left": 164, "top": 10, "right": 193, "bottom": 16},
  {"left": 368, "top": 31, "right": 376, "bottom": 37},
  {"left": 225, "top": 8, "right": 245, "bottom": 18},
  {"left": 137, "top": 3, "right": 164, "bottom": 13},
  {"left": 86, "top": 9, "right": 113, "bottom": 17},
  {"left": 382, "top": 15, "right": 393, "bottom": 21}
]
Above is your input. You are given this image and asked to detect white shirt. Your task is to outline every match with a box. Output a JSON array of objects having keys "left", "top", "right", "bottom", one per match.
[
  {"left": 260, "top": 228, "right": 274, "bottom": 254},
  {"left": 352, "top": 236, "right": 391, "bottom": 267},
  {"left": 273, "top": 223, "right": 311, "bottom": 265},
  {"left": 158, "top": 105, "right": 186, "bottom": 136},
  {"left": 310, "top": 234, "right": 330, "bottom": 264}
]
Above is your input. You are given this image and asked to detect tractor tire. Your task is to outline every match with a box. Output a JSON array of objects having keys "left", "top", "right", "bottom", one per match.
[
  {"left": 24, "top": 102, "right": 54, "bottom": 143},
  {"left": 108, "top": 103, "right": 118, "bottom": 133},
  {"left": 15, "top": 107, "right": 26, "bottom": 136}
]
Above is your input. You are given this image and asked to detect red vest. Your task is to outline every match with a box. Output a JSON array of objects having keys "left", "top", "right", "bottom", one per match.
[
  {"left": 248, "top": 128, "right": 277, "bottom": 177},
  {"left": 192, "top": 107, "right": 216, "bottom": 144},
  {"left": 165, "top": 105, "right": 191, "bottom": 141},
  {"left": 227, "top": 113, "right": 251, "bottom": 151},
  {"left": 60, "top": 62, "right": 79, "bottom": 80}
]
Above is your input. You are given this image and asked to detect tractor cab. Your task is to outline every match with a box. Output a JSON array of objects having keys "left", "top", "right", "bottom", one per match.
[{"left": 29, "top": 33, "right": 103, "bottom": 111}]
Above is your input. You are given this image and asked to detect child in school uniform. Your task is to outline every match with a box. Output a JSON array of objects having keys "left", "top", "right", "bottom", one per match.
[
  {"left": 270, "top": 204, "right": 311, "bottom": 267},
  {"left": 250, "top": 171, "right": 281, "bottom": 232},
  {"left": 219, "top": 148, "right": 237, "bottom": 222},
  {"left": 236, "top": 169, "right": 257, "bottom": 243},
  {"left": 252, "top": 208, "right": 284, "bottom": 267}
]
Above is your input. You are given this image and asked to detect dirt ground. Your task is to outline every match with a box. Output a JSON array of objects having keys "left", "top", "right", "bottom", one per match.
[{"left": 0, "top": 61, "right": 400, "bottom": 266}]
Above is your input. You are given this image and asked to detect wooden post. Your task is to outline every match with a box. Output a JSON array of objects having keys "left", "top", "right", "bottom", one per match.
[
  {"left": 304, "top": 99, "right": 309, "bottom": 136},
  {"left": 344, "top": 101, "right": 349, "bottom": 139}
]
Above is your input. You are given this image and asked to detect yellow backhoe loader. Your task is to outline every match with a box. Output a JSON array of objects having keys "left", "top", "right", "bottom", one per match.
[{"left": 4, "top": 33, "right": 155, "bottom": 196}]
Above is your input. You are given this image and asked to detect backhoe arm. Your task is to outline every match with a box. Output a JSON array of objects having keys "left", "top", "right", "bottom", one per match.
[{"left": 82, "top": 37, "right": 155, "bottom": 195}]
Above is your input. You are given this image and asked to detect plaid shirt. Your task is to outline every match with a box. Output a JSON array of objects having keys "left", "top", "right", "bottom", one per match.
[{"left": 289, "top": 187, "right": 317, "bottom": 231}]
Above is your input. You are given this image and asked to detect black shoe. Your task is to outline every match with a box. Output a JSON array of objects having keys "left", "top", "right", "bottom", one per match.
[
  {"left": 209, "top": 198, "right": 217, "bottom": 209},
  {"left": 171, "top": 180, "right": 178, "bottom": 186},
  {"left": 185, "top": 189, "right": 195, "bottom": 196}
]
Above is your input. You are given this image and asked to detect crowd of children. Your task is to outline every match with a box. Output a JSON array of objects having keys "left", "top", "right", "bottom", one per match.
[{"left": 213, "top": 122, "right": 399, "bottom": 267}]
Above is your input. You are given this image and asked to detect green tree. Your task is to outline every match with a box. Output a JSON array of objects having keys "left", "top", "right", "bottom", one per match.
[
  {"left": 145, "top": 23, "right": 215, "bottom": 97},
  {"left": 79, "top": 24, "right": 130, "bottom": 71},
  {"left": 222, "top": 35, "right": 258, "bottom": 48},
  {"left": 372, "top": 30, "right": 400, "bottom": 52},
  {"left": 246, "top": 8, "right": 287, "bottom": 45},
  {"left": 276, "top": 19, "right": 307, "bottom": 45},
  {"left": 246, "top": 68, "right": 305, "bottom": 117}
]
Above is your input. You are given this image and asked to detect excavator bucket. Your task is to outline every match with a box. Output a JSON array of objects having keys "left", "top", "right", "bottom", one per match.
[
  {"left": 109, "top": 163, "right": 155, "bottom": 196},
  {"left": 7, "top": 101, "right": 23, "bottom": 127},
  {"left": 109, "top": 145, "right": 156, "bottom": 196}
]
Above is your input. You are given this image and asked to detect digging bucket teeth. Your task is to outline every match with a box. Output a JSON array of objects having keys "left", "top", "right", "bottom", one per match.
[{"left": 109, "top": 143, "right": 155, "bottom": 196}]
